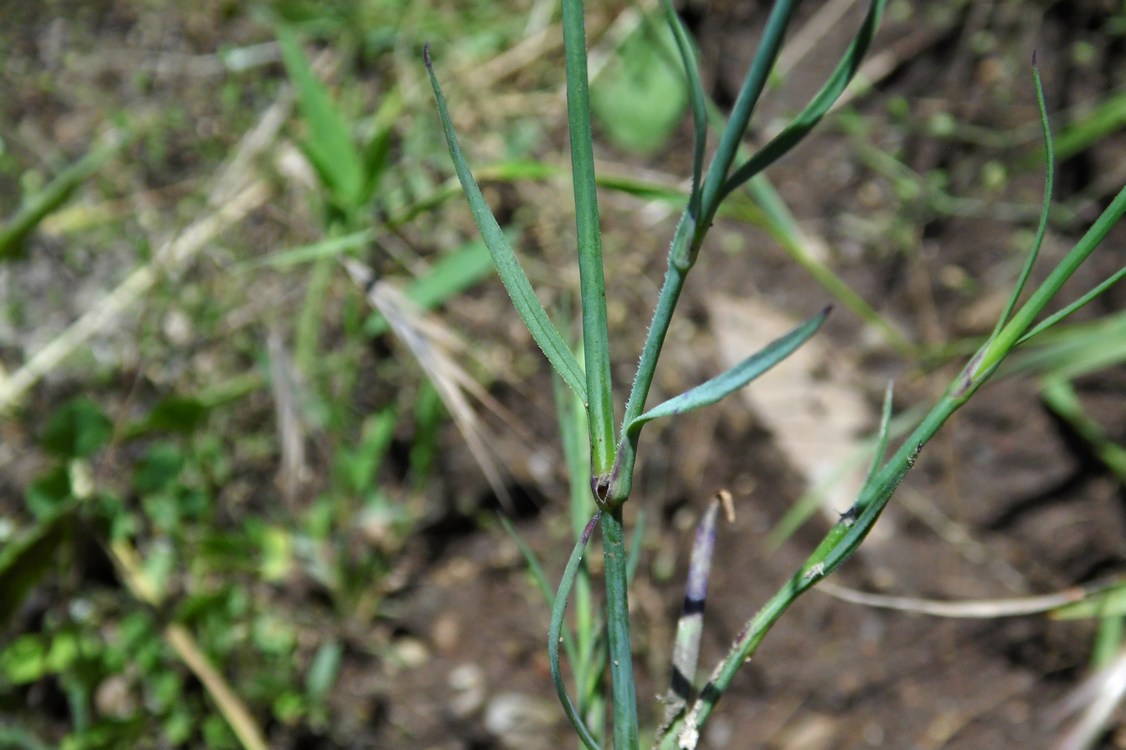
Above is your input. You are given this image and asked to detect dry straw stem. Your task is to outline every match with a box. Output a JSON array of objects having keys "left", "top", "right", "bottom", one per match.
[
  {"left": 343, "top": 258, "right": 515, "bottom": 508},
  {"left": 816, "top": 579, "right": 1110, "bottom": 618},
  {"left": 0, "top": 90, "right": 290, "bottom": 414},
  {"left": 109, "top": 539, "right": 269, "bottom": 750}
]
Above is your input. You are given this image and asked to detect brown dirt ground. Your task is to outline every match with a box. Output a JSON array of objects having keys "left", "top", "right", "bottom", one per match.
[{"left": 2, "top": 1, "right": 1125, "bottom": 749}]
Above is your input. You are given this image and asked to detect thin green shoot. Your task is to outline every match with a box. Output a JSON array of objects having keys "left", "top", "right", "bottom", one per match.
[
  {"left": 549, "top": 511, "right": 603, "bottom": 750},
  {"left": 424, "top": 44, "right": 588, "bottom": 404}
]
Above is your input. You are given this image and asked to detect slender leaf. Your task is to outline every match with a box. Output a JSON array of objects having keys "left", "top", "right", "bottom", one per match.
[
  {"left": 988, "top": 61, "right": 1054, "bottom": 346},
  {"left": 659, "top": 0, "right": 707, "bottom": 217},
  {"left": 720, "top": 0, "right": 887, "bottom": 200},
  {"left": 0, "top": 129, "right": 130, "bottom": 260},
  {"left": 627, "top": 306, "right": 829, "bottom": 433},
  {"left": 277, "top": 24, "right": 364, "bottom": 210},
  {"left": 549, "top": 512, "right": 603, "bottom": 750},
  {"left": 424, "top": 45, "right": 588, "bottom": 404},
  {"left": 1016, "top": 265, "right": 1126, "bottom": 346},
  {"left": 695, "top": 0, "right": 796, "bottom": 244}
]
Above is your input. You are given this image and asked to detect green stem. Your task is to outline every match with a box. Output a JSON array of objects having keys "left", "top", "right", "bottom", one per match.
[
  {"left": 692, "top": 0, "right": 795, "bottom": 254},
  {"left": 611, "top": 217, "right": 694, "bottom": 504},
  {"left": 562, "top": 0, "right": 615, "bottom": 475},
  {"left": 601, "top": 507, "right": 639, "bottom": 749}
]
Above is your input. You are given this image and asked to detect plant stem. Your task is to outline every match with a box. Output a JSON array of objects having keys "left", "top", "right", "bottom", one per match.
[
  {"left": 562, "top": 0, "right": 615, "bottom": 475},
  {"left": 602, "top": 507, "right": 639, "bottom": 749}
]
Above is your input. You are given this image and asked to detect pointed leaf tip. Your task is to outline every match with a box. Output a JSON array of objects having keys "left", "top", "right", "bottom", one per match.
[{"left": 423, "top": 42, "right": 432, "bottom": 68}]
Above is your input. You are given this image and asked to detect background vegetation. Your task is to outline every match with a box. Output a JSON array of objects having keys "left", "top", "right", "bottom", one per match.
[{"left": 1, "top": 1, "right": 1123, "bottom": 748}]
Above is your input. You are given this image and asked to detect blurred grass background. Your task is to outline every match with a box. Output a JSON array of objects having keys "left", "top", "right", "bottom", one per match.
[{"left": 0, "top": 1, "right": 1123, "bottom": 748}]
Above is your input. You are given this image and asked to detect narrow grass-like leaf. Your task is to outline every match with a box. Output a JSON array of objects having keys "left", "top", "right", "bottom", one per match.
[
  {"left": 555, "top": 359, "right": 603, "bottom": 730},
  {"left": 694, "top": 0, "right": 796, "bottom": 246},
  {"left": 498, "top": 513, "right": 582, "bottom": 676},
  {"left": 863, "top": 381, "right": 895, "bottom": 489},
  {"left": 365, "top": 238, "right": 498, "bottom": 337},
  {"left": 549, "top": 511, "right": 603, "bottom": 750},
  {"left": 0, "top": 129, "right": 130, "bottom": 260},
  {"left": 1041, "top": 377, "right": 1126, "bottom": 483},
  {"left": 987, "top": 61, "right": 1054, "bottom": 345},
  {"left": 1054, "top": 88, "right": 1126, "bottom": 162},
  {"left": 744, "top": 169, "right": 913, "bottom": 355},
  {"left": 1016, "top": 265, "right": 1126, "bottom": 346},
  {"left": 719, "top": 0, "right": 886, "bottom": 200},
  {"left": 1006, "top": 311, "right": 1126, "bottom": 382},
  {"left": 277, "top": 24, "right": 364, "bottom": 210},
  {"left": 234, "top": 229, "right": 374, "bottom": 271},
  {"left": 425, "top": 45, "right": 588, "bottom": 404},
  {"left": 627, "top": 306, "right": 828, "bottom": 432},
  {"left": 972, "top": 182, "right": 1126, "bottom": 383},
  {"left": 767, "top": 401, "right": 924, "bottom": 549},
  {"left": 659, "top": 0, "right": 707, "bottom": 217}
]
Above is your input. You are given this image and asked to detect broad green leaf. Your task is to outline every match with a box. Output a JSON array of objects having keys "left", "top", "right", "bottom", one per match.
[
  {"left": 424, "top": 45, "right": 588, "bottom": 404},
  {"left": 0, "top": 509, "right": 72, "bottom": 629},
  {"left": 591, "top": 17, "right": 688, "bottom": 154},
  {"left": 627, "top": 307, "right": 829, "bottom": 433},
  {"left": 123, "top": 396, "right": 212, "bottom": 438},
  {"left": 41, "top": 396, "right": 112, "bottom": 459}
]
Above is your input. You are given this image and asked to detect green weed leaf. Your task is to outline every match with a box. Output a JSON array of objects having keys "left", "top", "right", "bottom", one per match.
[
  {"left": 591, "top": 19, "right": 688, "bottom": 154},
  {"left": 277, "top": 24, "right": 365, "bottom": 212},
  {"left": 41, "top": 396, "right": 113, "bottom": 459}
]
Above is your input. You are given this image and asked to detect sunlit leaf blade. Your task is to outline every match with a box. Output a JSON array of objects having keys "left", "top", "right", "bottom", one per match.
[
  {"left": 720, "top": 0, "right": 886, "bottom": 200},
  {"left": 277, "top": 24, "right": 364, "bottom": 210},
  {"left": 424, "top": 45, "right": 588, "bottom": 404},
  {"left": 627, "top": 306, "right": 829, "bottom": 433}
]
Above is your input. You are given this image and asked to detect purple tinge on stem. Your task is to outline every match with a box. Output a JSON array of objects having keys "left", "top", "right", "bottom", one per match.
[
  {"left": 685, "top": 500, "right": 720, "bottom": 611},
  {"left": 667, "top": 494, "right": 725, "bottom": 706}
]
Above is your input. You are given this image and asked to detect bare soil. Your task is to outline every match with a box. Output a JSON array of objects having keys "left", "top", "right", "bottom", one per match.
[{"left": 2, "top": 1, "right": 1124, "bottom": 749}]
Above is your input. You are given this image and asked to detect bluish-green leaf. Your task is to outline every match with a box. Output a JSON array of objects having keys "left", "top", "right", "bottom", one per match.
[
  {"left": 720, "top": 0, "right": 887, "bottom": 200},
  {"left": 627, "top": 307, "right": 829, "bottom": 434},
  {"left": 424, "top": 45, "right": 588, "bottom": 404}
]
